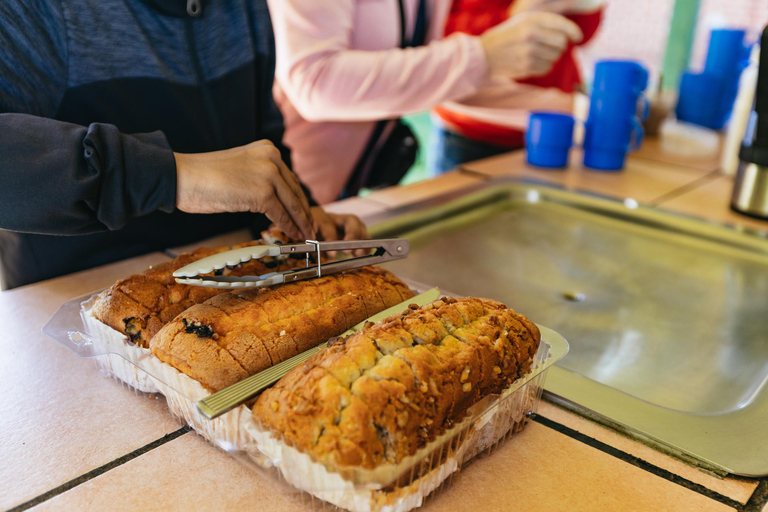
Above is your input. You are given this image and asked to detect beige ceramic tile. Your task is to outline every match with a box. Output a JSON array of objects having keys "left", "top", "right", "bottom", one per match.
[
  {"left": 658, "top": 175, "right": 768, "bottom": 233},
  {"left": 34, "top": 423, "right": 733, "bottom": 512},
  {"left": 32, "top": 433, "right": 306, "bottom": 512},
  {"left": 0, "top": 253, "right": 183, "bottom": 510},
  {"left": 167, "top": 229, "right": 253, "bottom": 257},
  {"left": 537, "top": 402, "right": 758, "bottom": 504},
  {"left": 365, "top": 171, "right": 484, "bottom": 208},
  {"left": 633, "top": 136, "right": 722, "bottom": 172},
  {"left": 461, "top": 149, "right": 711, "bottom": 204},
  {"left": 421, "top": 422, "right": 733, "bottom": 512}
]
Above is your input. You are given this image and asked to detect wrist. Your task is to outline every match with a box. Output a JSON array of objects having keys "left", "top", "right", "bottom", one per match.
[{"left": 174, "top": 152, "right": 196, "bottom": 212}]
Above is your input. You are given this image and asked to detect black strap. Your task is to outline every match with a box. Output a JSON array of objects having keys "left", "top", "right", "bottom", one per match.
[{"left": 345, "top": 0, "right": 428, "bottom": 197}]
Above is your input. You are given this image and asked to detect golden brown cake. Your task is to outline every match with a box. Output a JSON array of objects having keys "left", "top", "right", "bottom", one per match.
[
  {"left": 252, "top": 297, "right": 540, "bottom": 470},
  {"left": 150, "top": 266, "right": 415, "bottom": 392},
  {"left": 91, "top": 240, "right": 304, "bottom": 348}
]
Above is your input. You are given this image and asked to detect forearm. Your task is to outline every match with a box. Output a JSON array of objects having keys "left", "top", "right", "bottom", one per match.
[
  {"left": 0, "top": 113, "right": 176, "bottom": 235},
  {"left": 269, "top": 0, "right": 486, "bottom": 122},
  {"left": 279, "top": 35, "right": 486, "bottom": 122}
]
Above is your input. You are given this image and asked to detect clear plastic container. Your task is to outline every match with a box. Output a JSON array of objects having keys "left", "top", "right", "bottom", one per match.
[{"left": 44, "top": 288, "right": 568, "bottom": 512}]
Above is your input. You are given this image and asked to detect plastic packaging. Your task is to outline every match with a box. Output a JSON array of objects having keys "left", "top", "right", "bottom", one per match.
[{"left": 44, "top": 288, "right": 568, "bottom": 512}]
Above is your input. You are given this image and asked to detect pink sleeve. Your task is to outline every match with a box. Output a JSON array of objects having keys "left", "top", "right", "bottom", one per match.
[{"left": 268, "top": 0, "right": 488, "bottom": 122}]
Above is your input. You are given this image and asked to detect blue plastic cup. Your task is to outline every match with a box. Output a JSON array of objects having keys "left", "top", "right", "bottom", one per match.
[
  {"left": 704, "top": 29, "right": 748, "bottom": 75},
  {"left": 583, "top": 116, "right": 644, "bottom": 171},
  {"left": 675, "top": 71, "right": 729, "bottom": 130},
  {"left": 526, "top": 112, "right": 575, "bottom": 169},
  {"left": 589, "top": 60, "right": 649, "bottom": 119}
]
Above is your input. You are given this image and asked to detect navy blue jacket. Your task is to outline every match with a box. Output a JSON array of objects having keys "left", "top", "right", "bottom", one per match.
[{"left": 0, "top": 0, "right": 300, "bottom": 288}]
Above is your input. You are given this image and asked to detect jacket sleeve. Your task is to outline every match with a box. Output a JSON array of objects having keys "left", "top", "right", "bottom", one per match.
[
  {"left": 267, "top": 0, "right": 488, "bottom": 122},
  {"left": 0, "top": 114, "right": 178, "bottom": 235},
  {"left": 0, "top": 0, "right": 178, "bottom": 235}
]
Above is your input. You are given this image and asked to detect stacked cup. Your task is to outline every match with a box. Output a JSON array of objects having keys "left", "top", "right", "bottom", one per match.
[
  {"left": 583, "top": 60, "right": 649, "bottom": 171},
  {"left": 676, "top": 29, "right": 749, "bottom": 130}
]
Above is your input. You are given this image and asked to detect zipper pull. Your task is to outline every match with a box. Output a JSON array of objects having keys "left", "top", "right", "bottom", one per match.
[{"left": 187, "top": 0, "right": 202, "bottom": 17}]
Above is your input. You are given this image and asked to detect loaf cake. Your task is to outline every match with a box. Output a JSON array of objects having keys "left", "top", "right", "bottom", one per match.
[
  {"left": 252, "top": 296, "right": 540, "bottom": 469},
  {"left": 91, "top": 238, "right": 305, "bottom": 348},
  {"left": 150, "top": 267, "right": 415, "bottom": 392}
]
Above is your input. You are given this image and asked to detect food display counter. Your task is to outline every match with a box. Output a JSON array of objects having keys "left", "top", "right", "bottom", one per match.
[{"left": 2, "top": 142, "right": 767, "bottom": 512}]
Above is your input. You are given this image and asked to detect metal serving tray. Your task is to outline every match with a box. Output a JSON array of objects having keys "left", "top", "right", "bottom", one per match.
[{"left": 367, "top": 177, "right": 768, "bottom": 477}]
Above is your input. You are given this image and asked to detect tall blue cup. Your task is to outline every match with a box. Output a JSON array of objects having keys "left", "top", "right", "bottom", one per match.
[
  {"left": 677, "top": 29, "right": 748, "bottom": 130},
  {"left": 676, "top": 71, "right": 728, "bottom": 129},
  {"left": 526, "top": 112, "right": 575, "bottom": 169},
  {"left": 589, "top": 60, "right": 649, "bottom": 120},
  {"left": 704, "top": 29, "right": 748, "bottom": 75},
  {"left": 583, "top": 117, "right": 644, "bottom": 171},
  {"left": 584, "top": 60, "right": 648, "bottom": 171}
]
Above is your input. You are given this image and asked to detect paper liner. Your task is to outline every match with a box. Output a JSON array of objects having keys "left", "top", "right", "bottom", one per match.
[
  {"left": 74, "top": 296, "right": 560, "bottom": 512},
  {"left": 239, "top": 344, "right": 546, "bottom": 512},
  {"left": 82, "top": 303, "right": 250, "bottom": 449}
]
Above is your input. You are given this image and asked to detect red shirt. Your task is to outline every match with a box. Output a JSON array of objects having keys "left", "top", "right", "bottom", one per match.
[{"left": 435, "top": 0, "right": 603, "bottom": 147}]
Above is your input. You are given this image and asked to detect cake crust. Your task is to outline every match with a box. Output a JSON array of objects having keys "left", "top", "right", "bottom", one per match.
[
  {"left": 91, "top": 240, "right": 305, "bottom": 348},
  {"left": 150, "top": 267, "right": 415, "bottom": 392},
  {"left": 252, "top": 297, "right": 540, "bottom": 469}
]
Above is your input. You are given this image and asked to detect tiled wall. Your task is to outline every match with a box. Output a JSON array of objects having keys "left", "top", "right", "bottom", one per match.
[{"left": 577, "top": 0, "right": 768, "bottom": 85}]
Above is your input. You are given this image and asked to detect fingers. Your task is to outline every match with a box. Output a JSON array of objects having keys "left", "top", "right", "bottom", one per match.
[
  {"left": 340, "top": 214, "right": 369, "bottom": 240},
  {"left": 340, "top": 215, "right": 371, "bottom": 257},
  {"left": 260, "top": 143, "right": 314, "bottom": 239},
  {"left": 532, "top": 27, "right": 570, "bottom": 52},
  {"left": 535, "top": 12, "right": 583, "bottom": 43},
  {"left": 271, "top": 173, "right": 315, "bottom": 241},
  {"left": 261, "top": 193, "right": 302, "bottom": 241},
  {"left": 538, "top": 0, "right": 584, "bottom": 13},
  {"left": 311, "top": 207, "right": 339, "bottom": 242}
]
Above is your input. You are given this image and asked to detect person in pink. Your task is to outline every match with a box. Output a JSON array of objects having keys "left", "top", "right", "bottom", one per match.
[{"left": 268, "top": 0, "right": 584, "bottom": 204}]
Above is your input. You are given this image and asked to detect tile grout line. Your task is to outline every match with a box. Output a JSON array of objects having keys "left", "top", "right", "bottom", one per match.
[
  {"left": 741, "top": 479, "right": 768, "bottom": 512},
  {"left": 647, "top": 169, "right": 722, "bottom": 206},
  {"left": 7, "top": 426, "right": 191, "bottom": 512},
  {"left": 532, "top": 414, "right": 744, "bottom": 509}
]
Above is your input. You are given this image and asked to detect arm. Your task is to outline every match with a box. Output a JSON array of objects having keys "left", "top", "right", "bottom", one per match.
[
  {"left": 0, "top": 0, "right": 178, "bottom": 235},
  {"left": 0, "top": 1, "right": 315, "bottom": 239},
  {"left": 0, "top": 114, "right": 178, "bottom": 235},
  {"left": 268, "top": 0, "right": 487, "bottom": 122}
]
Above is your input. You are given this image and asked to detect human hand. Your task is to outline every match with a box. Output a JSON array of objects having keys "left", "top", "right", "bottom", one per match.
[
  {"left": 509, "top": 0, "right": 605, "bottom": 16},
  {"left": 480, "top": 11, "right": 583, "bottom": 79},
  {"left": 311, "top": 206, "right": 370, "bottom": 257},
  {"left": 174, "top": 140, "right": 314, "bottom": 241}
]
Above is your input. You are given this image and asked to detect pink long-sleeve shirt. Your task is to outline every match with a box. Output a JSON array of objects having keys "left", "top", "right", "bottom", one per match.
[{"left": 268, "top": 0, "right": 488, "bottom": 203}]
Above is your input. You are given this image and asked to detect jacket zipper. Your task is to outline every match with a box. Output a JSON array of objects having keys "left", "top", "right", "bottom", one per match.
[
  {"left": 187, "top": 0, "right": 201, "bottom": 17},
  {"left": 184, "top": 14, "right": 226, "bottom": 149}
]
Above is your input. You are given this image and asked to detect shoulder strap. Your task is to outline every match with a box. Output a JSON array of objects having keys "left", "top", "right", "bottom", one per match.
[{"left": 344, "top": 0, "right": 428, "bottom": 198}]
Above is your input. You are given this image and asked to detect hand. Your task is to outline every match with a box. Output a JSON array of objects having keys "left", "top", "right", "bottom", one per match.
[
  {"left": 509, "top": 0, "right": 582, "bottom": 17},
  {"left": 480, "top": 12, "right": 583, "bottom": 79},
  {"left": 311, "top": 207, "right": 370, "bottom": 257},
  {"left": 174, "top": 140, "right": 314, "bottom": 240},
  {"left": 509, "top": 0, "right": 605, "bottom": 16}
]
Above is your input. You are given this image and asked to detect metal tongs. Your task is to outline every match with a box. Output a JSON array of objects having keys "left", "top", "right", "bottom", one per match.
[{"left": 173, "top": 238, "right": 409, "bottom": 288}]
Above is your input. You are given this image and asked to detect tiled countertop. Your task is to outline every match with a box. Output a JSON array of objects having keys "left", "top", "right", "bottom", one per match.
[{"left": 3, "top": 142, "right": 768, "bottom": 512}]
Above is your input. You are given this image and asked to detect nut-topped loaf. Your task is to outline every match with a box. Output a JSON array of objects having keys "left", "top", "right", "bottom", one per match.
[
  {"left": 252, "top": 297, "right": 540, "bottom": 469},
  {"left": 91, "top": 239, "right": 305, "bottom": 348},
  {"left": 150, "top": 267, "right": 415, "bottom": 392}
]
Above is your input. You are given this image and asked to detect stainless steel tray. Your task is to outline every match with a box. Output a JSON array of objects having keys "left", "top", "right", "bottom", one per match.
[{"left": 367, "top": 177, "right": 768, "bottom": 477}]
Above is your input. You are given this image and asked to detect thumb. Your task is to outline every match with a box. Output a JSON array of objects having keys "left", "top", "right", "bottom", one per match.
[{"left": 534, "top": 12, "right": 584, "bottom": 43}]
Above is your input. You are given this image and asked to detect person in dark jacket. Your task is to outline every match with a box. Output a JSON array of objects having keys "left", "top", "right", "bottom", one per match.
[{"left": 0, "top": 0, "right": 366, "bottom": 289}]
